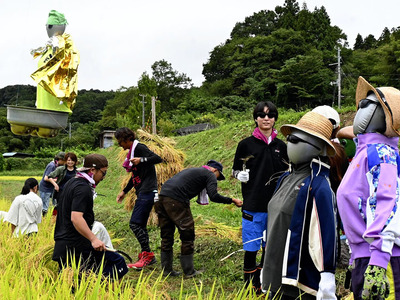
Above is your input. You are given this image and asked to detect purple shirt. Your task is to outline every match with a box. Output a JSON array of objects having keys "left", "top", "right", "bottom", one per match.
[{"left": 337, "top": 133, "right": 400, "bottom": 269}]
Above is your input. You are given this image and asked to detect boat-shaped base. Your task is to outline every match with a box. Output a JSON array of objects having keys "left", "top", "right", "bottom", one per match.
[{"left": 7, "top": 105, "right": 68, "bottom": 138}]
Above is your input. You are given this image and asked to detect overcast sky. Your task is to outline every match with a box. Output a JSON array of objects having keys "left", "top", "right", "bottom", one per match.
[{"left": 0, "top": 0, "right": 398, "bottom": 91}]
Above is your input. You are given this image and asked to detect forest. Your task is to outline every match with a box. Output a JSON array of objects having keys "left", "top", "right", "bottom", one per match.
[{"left": 1, "top": 0, "right": 399, "bottom": 156}]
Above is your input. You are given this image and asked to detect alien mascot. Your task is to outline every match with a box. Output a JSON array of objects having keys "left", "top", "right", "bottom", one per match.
[
  {"left": 337, "top": 76, "right": 400, "bottom": 300},
  {"left": 31, "top": 10, "right": 79, "bottom": 113},
  {"left": 262, "top": 111, "right": 338, "bottom": 300}
]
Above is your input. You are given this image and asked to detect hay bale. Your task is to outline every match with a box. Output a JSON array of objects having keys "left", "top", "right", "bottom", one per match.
[{"left": 118, "top": 129, "right": 185, "bottom": 225}]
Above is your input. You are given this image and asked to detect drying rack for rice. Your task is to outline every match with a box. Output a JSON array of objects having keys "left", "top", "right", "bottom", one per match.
[{"left": 118, "top": 129, "right": 185, "bottom": 225}]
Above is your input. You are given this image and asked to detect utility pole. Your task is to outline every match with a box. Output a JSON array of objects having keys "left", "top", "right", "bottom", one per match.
[
  {"left": 337, "top": 47, "right": 341, "bottom": 109},
  {"left": 139, "top": 94, "right": 146, "bottom": 128},
  {"left": 151, "top": 96, "right": 157, "bottom": 135},
  {"left": 329, "top": 47, "right": 342, "bottom": 108}
]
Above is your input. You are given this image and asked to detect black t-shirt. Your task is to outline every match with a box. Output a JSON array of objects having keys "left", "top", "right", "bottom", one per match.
[{"left": 52, "top": 177, "right": 94, "bottom": 260}]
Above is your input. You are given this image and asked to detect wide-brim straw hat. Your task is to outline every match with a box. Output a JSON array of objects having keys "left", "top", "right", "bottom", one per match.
[
  {"left": 281, "top": 111, "right": 336, "bottom": 156},
  {"left": 356, "top": 76, "right": 400, "bottom": 137}
]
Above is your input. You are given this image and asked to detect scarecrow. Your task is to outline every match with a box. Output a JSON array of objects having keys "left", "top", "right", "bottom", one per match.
[
  {"left": 7, "top": 10, "right": 79, "bottom": 138},
  {"left": 262, "top": 111, "right": 337, "bottom": 300},
  {"left": 31, "top": 9, "right": 79, "bottom": 113},
  {"left": 337, "top": 77, "right": 400, "bottom": 300}
]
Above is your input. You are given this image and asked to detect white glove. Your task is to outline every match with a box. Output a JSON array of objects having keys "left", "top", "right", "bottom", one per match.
[
  {"left": 237, "top": 170, "right": 250, "bottom": 183},
  {"left": 317, "top": 272, "right": 336, "bottom": 300}
]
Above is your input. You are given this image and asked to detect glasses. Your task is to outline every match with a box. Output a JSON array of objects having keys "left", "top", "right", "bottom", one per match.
[
  {"left": 257, "top": 111, "right": 277, "bottom": 119},
  {"left": 98, "top": 169, "right": 107, "bottom": 177},
  {"left": 286, "top": 134, "right": 321, "bottom": 151}
]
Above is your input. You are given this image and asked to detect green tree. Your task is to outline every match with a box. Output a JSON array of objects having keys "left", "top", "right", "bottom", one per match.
[
  {"left": 354, "top": 34, "right": 364, "bottom": 50},
  {"left": 100, "top": 86, "right": 139, "bottom": 129},
  {"left": 151, "top": 60, "right": 193, "bottom": 112},
  {"left": 275, "top": 50, "right": 333, "bottom": 108}
]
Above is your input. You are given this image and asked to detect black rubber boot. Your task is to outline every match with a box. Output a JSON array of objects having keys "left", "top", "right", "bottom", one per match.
[
  {"left": 244, "top": 267, "right": 261, "bottom": 294},
  {"left": 180, "top": 254, "right": 202, "bottom": 278},
  {"left": 161, "top": 251, "right": 180, "bottom": 277}
]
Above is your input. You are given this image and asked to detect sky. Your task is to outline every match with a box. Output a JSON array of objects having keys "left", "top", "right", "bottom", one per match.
[{"left": 0, "top": 0, "right": 399, "bottom": 91}]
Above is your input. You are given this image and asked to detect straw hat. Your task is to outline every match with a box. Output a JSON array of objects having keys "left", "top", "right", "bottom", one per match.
[
  {"left": 281, "top": 111, "right": 336, "bottom": 156},
  {"left": 356, "top": 76, "right": 400, "bottom": 137}
]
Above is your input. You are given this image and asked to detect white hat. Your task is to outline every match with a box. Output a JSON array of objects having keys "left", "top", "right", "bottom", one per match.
[{"left": 312, "top": 105, "right": 340, "bottom": 129}]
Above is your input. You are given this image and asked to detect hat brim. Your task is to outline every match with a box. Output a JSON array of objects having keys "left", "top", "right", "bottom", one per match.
[
  {"left": 217, "top": 171, "right": 225, "bottom": 181},
  {"left": 77, "top": 167, "right": 91, "bottom": 172},
  {"left": 281, "top": 124, "right": 336, "bottom": 156}
]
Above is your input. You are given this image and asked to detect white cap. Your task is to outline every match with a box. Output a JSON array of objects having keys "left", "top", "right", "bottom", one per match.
[{"left": 312, "top": 105, "right": 340, "bottom": 129}]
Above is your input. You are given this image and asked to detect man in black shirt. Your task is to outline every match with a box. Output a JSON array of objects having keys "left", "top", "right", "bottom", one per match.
[
  {"left": 155, "top": 160, "right": 243, "bottom": 277},
  {"left": 52, "top": 154, "right": 128, "bottom": 281}
]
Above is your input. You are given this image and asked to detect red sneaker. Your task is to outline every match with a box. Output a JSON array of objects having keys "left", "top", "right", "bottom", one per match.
[{"left": 127, "top": 251, "right": 156, "bottom": 270}]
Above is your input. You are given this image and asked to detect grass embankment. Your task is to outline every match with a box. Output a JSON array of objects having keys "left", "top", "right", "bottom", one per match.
[{"left": 0, "top": 107, "right": 355, "bottom": 298}]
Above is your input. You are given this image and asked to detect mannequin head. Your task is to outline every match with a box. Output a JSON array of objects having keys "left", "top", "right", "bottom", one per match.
[
  {"left": 287, "top": 129, "right": 326, "bottom": 164},
  {"left": 353, "top": 92, "right": 386, "bottom": 135},
  {"left": 46, "top": 10, "right": 67, "bottom": 38},
  {"left": 281, "top": 111, "right": 336, "bottom": 165}
]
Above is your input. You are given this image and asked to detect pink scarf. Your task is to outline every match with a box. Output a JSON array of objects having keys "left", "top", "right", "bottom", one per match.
[
  {"left": 122, "top": 140, "right": 139, "bottom": 172},
  {"left": 252, "top": 127, "right": 277, "bottom": 145},
  {"left": 76, "top": 171, "right": 97, "bottom": 198}
]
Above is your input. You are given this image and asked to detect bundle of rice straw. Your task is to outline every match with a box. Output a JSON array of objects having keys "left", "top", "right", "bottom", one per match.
[{"left": 118, "top": 129, "right": 185, "bottom": 225}]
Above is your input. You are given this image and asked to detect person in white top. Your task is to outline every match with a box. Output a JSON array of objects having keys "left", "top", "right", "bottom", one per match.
[{"left": 3, "top": 178, "right": 43, "bottom": 237}]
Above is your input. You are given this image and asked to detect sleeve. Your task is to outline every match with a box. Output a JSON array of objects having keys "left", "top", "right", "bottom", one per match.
[
  {"left": 4, "top": 197, "right": 21, "bottom": 226},
  {"left": 232, "top": 140, "right": 245, "bottom": 177},
  {"left": 137, "top": 144, "right": 163, "bottom": 165},
  {"left": 123, "top": 178, "right": 134, "bottom": 194},
  {"left": 309, "top": 180, "right": 337, "bottom": 273},
  {"left": 44, "top": 163, "right": 56, "bottom": 177},
  {"left": 48, "top": 166, "right": 62, "bottom": 179},
  {"left": 364, "top": 155, "right": 400, "bottom": 269},
  {"left": 205, "top": 174, "right": 232, "bottom": 204}
]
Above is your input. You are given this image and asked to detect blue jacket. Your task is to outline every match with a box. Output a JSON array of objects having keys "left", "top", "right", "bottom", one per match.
[{"left": 280, "top": 159, "right": 337, "bottom": 296}]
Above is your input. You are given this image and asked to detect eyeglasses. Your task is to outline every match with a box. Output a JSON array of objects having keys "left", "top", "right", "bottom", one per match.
[
  {"left": 98, "top": 169, "right": 107, "bottom": 177},
  {"left": 257, "top": 111, "right": 277, "bottom": 119},
  {"left": 286, "top": 134, "right": 321, "bottom": 151}
]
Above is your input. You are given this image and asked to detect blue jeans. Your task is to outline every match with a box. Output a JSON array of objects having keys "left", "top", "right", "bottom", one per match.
[
  {"left": 40, "top": 191, "right": 52, "bottom": 213},
  {"left": 129, "top": 191, "right": 155, "bottom": 252}
]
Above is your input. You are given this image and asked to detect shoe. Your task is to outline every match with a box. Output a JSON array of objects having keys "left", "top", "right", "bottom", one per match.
[{"left": 127, "top": 251, "right": 156, "bottom": 270}]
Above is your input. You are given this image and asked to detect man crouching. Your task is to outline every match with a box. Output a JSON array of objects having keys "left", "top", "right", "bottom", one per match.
[{"left": 52, "top": 154, "right": 128, "bottom": 281}]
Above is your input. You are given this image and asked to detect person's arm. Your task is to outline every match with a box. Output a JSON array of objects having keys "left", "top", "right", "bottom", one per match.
[
  {"left": 205, "top": 174, "right": 234, "bottom": 204},
  {"left": 232, "top": 141, "right": 250, "bottom": 182},
  {"left": 117, "top": 179, "right": 134, "bottom": 203},
  {"left": 71, "top": 211, "right": 105, "bottom": 251},
  {"left": 48, "top": 178, "right": 59, "bottom": 191},
  {"left": 130, "top": 144, "right": 162, "bottom": 166}
]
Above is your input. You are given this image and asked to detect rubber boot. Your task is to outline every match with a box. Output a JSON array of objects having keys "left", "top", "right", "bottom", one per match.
[
  {"left": 161, "top": 251, "right": 180, "bottom": 277},
  {"left": 244, "top": 267, "right": 261, "bottom": 294},
  {"left": 180, "top": 254, "right": 202, "bottom": 278}
]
